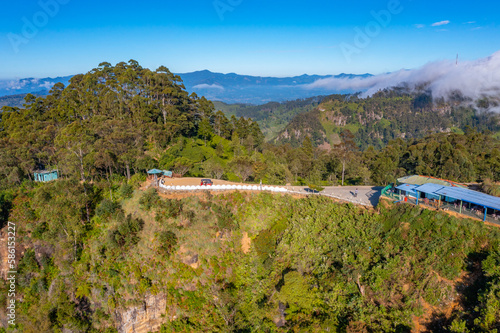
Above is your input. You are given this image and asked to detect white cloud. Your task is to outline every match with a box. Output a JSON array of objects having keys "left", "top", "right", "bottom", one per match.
[
  {"left": 304, "top": 51, "right": 500, "bottom": 111},
  {"left": 432, "top": 20, "right": 450, "bottom": 27},
  {"left": 414, "top": 24, "right": 425, "bottom": 29},
  {"left": 39, "top": 81, "right": 54, "bottom": 90},
  {"left": 2, "top": 79, "right": 29, "bottom": 90},
  {"left": 192, "top": 83, "right": 224, "bottom": 90}
]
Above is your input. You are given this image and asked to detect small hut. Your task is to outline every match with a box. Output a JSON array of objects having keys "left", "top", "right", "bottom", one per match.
[
  {"left": 147, "top": 169, "right": 164, "bottom": 182},
  {"left": 34, "top": 170, "right": 58, "bottom": 182}
]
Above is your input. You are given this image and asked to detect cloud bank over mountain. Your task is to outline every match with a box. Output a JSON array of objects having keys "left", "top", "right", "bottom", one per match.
[
  {"left": 192, "top": 83, "right": 225, "bottom": 90},
  {"left": 306, "top": 51, "right": 500, "bottom": 106},
  {"left": 0, "top": 76, "right": 72, "bottom": 96},
  {"left": 1, "top": 52, "right": 499, "bottom": 106}
]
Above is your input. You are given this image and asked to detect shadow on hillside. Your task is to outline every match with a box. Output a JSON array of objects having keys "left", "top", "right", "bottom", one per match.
[
  {"left": 423, "top": 252, "right": 489, "bottom": 332},
  {"left": 367, "top": 187, "right": 383, "bottom": 207}
]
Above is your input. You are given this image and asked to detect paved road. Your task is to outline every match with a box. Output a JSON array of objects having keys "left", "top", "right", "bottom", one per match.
[{"left": 288, "top": 186, "right": 383, "bottom": 207}]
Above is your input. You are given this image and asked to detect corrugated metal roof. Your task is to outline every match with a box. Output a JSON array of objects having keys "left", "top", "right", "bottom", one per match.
[
  {"left": 397, "top": 175, "right": 466, "bottom": 188},
  {"left": 34, "top": 170, "right": 58, "bottom": 174},
  {"left": 147, "top": 169, "right": 163, "bottom": 174},
  {"left": 433, "top": 186, "right": 500, "bottom": 211},
  {"left": 395, "top": 180, "right": 500, "bottom": 211},
  {"left": 396, "top": 184, "right": 419, "bottom": 192},
  {"left": 414, "top": 183, "right": 446, "bottom": 195}
]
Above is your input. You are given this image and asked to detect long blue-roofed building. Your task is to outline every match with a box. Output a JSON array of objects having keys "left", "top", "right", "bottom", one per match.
[{"left": 387, "top": 176, "right": 500, "bottom": 224}]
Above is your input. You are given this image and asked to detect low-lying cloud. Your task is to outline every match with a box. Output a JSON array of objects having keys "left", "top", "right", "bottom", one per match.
[
  {"left": 0, "top": 78, "right": 54, "bottom": 91},
  {"left": 38, "top": 81, "right": 54, "bottom": 90},
  {"left": 305, "top": 51, "right": 500, "bottom": 108},
  {"left": 0, "top": 78, "right": 32, "bottom": 90},
  {"left": 192, "top": 83, "right": 225, "bottom": 90}
]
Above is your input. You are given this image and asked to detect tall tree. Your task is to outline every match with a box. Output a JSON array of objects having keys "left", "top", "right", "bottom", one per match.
[
  {"left": 55, "top": 121, "right": 95, "bottom": 181},
  {"left": 231, "top": 156, "right": 254, "bottom": 183},
  {"left": 334, "top": 130, "right": 357, "bottom": 186},
  {"left": 198, "top": 118, "right": 213, "bottom": 145}
]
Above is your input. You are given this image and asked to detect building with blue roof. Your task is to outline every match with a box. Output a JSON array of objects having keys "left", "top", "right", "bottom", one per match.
[
  {"left": 395, "top": 184, "right": 419, "bottom": 197},
  {"left": 391, "top": 179, "right": 500, "bottom": 223}
]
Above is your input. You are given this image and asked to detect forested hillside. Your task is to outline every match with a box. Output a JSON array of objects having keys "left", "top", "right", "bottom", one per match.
[
  {"left": 1, "top": 61, "right": 500, "bottom": 190},
  {"left": 2, "top": 187, "right": 500, "bottom": 332},
  {"left": 214, "top": 97, "right": 324, "bottom": 140},
  {"left": 2, "top": 60, "right": 500, "bottom": 332},
  {"left": 0, "top": 93, "right": 45, "bottom": 109},
  {"left": 275, "top": 91, "right": 500, "bottom": 149},
  {"left": 0, "top": 60, "right": 265, "bottom": 190}
]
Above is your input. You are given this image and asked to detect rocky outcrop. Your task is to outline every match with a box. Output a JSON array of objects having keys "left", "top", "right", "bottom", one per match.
[
  {"left": 115, "top": 294, "right": 167, "bottom": 333},
  {"left": 0, "top": 225, "right": 25, "bottom": 280},
  {"left": 0, "top": 226, "right": 9, "bottom": 280}
]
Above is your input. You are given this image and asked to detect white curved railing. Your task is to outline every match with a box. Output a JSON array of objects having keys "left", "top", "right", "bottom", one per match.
[
  {"left": 159, "top": 182, "right": 288, "bottom": 193},
  {"left": 157, "top": 182, "right": 377, "bottom": 207}
]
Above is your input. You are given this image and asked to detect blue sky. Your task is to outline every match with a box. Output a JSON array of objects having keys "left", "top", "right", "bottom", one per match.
[{"left": 0, "top": 0, "right": 499, "bottom": 79}]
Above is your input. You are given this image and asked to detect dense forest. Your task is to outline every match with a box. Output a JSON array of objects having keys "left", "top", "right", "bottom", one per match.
[
  {"left": 1, "top": 60, "right": 499, "bottom": 189},
  {"left": 1, "top": 186, "right": 500, "bottom": 332},
  {"left": 0, "top": 93, "right": 45, "bottom": 109},
  {"left": 275, "top": 91, "right": 500, "bottom": 149},
  {"left": 1, "top": 60, "right": 500, "bottom": 332},
  {"left": 0, "top": 60, "right": 264, "bottom": 189},
  {"left": 213, "top": 97, "right": 325, "bottom": 140}
]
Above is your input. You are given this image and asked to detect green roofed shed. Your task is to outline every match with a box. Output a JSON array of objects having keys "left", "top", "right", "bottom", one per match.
[
  {"left": 147, "top": 169, "right": 164, "bottom": 175},
  {"left": 397, "top": 175, "right": 466, "bottom": 188}
]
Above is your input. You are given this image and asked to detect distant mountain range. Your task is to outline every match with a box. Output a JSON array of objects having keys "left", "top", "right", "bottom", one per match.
[
  {"left": 0, "top": 76, "right": 73, "bottom": 97},
  {"left": 0, "top": 71, "right": 372, "bottom": 105}
]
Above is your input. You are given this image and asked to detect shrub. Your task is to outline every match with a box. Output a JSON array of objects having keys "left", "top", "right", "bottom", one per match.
[
  {"left": 139, "top": 188, "right": 159, "bottom": 211},
  {"left": 293, "top": 177, "right": 307, "bottom": 186},
  {"left": 0, "top": 191, "right": 13, "bottom": 229},
  {"left": 18, "top": 249, "right": 39, "bottom": 274},
  {"left": 130, "top": 173, "right": 147, "bottom": 189},
  {"left": 32, "top": 221, "right": 48, "bottom": 239},
  {"left": 158, "top": 230, "right": 178, "bottom": 257},
  {"left": 482, "top": 179, "right": 500, "bottom": 197},
  {"left": 119, "top": 183, "right": 134, "bottom": 199},
  {"left": 212, "top": 204, "right": 237, "bottom": 231},
  {"left": 254, "top": 218, "right": 287, "bottom": 263},
  {"left": 107, "top": 214, "right": 145, "bottom": 249},
  {"left": 155, "top": 199, "right": 183, "bottom": 222},
  {"left": 96, "top": 199, "right": 120, "bottom": 218}
]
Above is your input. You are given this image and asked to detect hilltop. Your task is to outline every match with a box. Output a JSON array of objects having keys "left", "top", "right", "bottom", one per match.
[
  {"left": 213, "top": 96, "right": 325, "bottom": 140},
  {"left": 274, "top": 91, "right": 500, "bottom": 149}
]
